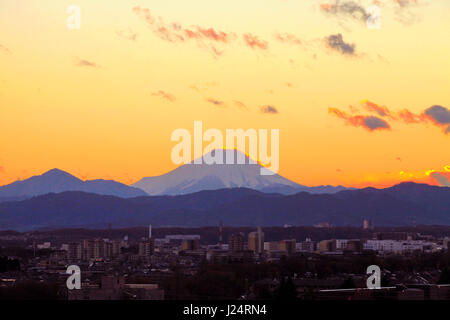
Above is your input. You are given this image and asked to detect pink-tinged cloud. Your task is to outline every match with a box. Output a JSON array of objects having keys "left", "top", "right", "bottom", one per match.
[
  {"left": 329, "top": 107, "right": 391, "bottom": 131},
  {"left": 0, "top": 166, "right": 5, "bottom": 173},
  {"left": 133, "top": 6, "right": 239, "bottom": 57},
  {"left": 361, "top": 100, "right": 395, "bottom": 119},
  {"left": 274, "top": 33, "right": 302, "bottom": 46},
  {"left": 152, "top": 90, "right": 176, "bottom": 102},
  {"left": 243, "top": 33, "right": 268, "bottom": 50},
  {"left": 397, "top": 109, "right": 423, "bottom": 123}
]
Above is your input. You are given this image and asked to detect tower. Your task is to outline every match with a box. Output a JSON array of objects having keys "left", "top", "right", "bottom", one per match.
[
  {"left": 219, "top": 220, "right": 223, "bottom": 246},
  {"left": 148, "top": 224, "right": 152, "bottom": 239}
]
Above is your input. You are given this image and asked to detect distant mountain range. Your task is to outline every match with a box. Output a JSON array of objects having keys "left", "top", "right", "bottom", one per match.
[
  {"left": 0, "top": 169, "right": 147, "bottom": 199},
  {"left": 0, "top": 182, "right": 448, "bottom": 231},
  {"left": 132, "top": 149, "right": 351, "bottom": 195},
  {"left": 0, "top": 150, "right": 353, "bottom": 201}
]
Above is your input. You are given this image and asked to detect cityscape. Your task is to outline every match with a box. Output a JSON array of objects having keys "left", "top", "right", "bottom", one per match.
[{"left": 1, "top": 222, "right": 450, "bottom": 300}]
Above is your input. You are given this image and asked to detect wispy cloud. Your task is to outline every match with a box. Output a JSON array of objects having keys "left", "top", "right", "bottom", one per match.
[
  {"left": 274, "top": 33, "right": 302, "bottom": 46},
  {"left": 0, "top": 44, "right": 11, "bottom": 53},
  {"left": 329, "top": 107, "right": 390, "bottom": 131},
  {"left": 206, "top": 98, "right": 225, "bottom": 107},
  {"left": 333, "top": 100, "right": 450, "bottom": 134},
  {"left": 260, "top": 105, "right": 279, "bottom": 114},
  {"left": 233, "top": 100, "right": 247, "bottom": 109},
  {"left": 133, "top": 6, "right": 240, "bottom": 57},
  {"left": 75, "top": 58, "right": 100, "bottom": 68},
  {"left": 115, "top": 29, "right": 138, "bottom": 41},
  {"left": 152, "top": 90, "right": 176, "bottom": 102}
]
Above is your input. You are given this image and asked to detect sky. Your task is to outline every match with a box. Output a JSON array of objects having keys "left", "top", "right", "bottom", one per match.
[{"left": 0, "top": 0, "right": 449, "bottom": 188}]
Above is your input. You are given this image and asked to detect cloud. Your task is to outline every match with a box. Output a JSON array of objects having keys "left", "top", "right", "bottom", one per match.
[
  {"left": 233, "top": 100, "right": 247, "bottom": 109},
  {"left": 243, "top": 33, "right": 268, "bottom": 50},
  {"left": 430, "top": 172, "right": 450, "bottom": 187},
  {"left": 423, "top": 105, "right": 450, "bottom": 134},
  {"left": 133, "top": 6, "right": 231, "bottom": 57},
  {"left": 0, "top": 44, "right": 10, "bottom": 53},
  {"left": 260, "top": 105, "right": 279, "bottom": 114},
  {"left": 0, "top": 166, "right": 4, "bottom": 174},
  {"left": 206, "top": 98, "right": 225, "bottom": 107},
  {"left": 274, "top": 33, "right": 302, "bottom": 46},
  {"left": 152, "top": 90, "right": 176, "bottom": 102},
  {"left": 329, "top": 107, "right": 390, "bottom": 131},
  {"left": 397, "top": 109, "right": 423, "bottom": 124},
  {"left": 324, "top": 33, "right": 356, "bottom": 56},
  {"left": 339, "top": 100, "right": 449, "bottom": 135},
  {"left": 361, "top": 99, "right": 395, "bottom": 118},
  {"left": 115, "top": 29, "right": 138, "bottom": 41},
  {"left": 320, "top": 1, "right": 369, "bottom": 23},
  {"left": 75, "top": 58, "right": 100, "bottom": 68}
]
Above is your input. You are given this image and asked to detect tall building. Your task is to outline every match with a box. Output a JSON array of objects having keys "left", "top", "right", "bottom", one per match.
[
  {"left": 228, "top": 233, "right": 244, "bottom": 252},
  {"left": 139, "top": 239, "right": 155, "bottom": 257},
  {"left": 248, "top": 227, "right": 264, "bottom": 254}
]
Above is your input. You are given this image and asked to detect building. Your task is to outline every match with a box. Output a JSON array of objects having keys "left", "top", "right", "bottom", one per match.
[
  {"left": 364, "top": 240, "right": 437, "bottom": 254},
  {"left": 228, "top": 233, "right": 244, "bottom": 252},
  {"left": 248, "top": 227, "right": 264, "bottom": 254},
  {"left": 318, "top": 239, "right": 337, "bottom": 253},
  {"left": 67, "top": 242, "right": 82, "bottom": 261},
  {"left": 139, "top": 239, "right": 155, "bottom": 257},
  {"left": 68, "top": 276, "right": 164, "bottom": 300},
  {"left": 180, "top": 239, "right": 199, "bottom": 251},
  {"left": 279, "top": 239, "right": 296, "bottom": 255},
  {"left": 297, "top": 238, "right": 315, "bottom": 252}
]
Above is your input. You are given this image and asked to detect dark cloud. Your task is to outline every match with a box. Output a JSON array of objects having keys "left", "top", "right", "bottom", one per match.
[
  {"left": 430, "top": 172, "right": 450, "bottom": 187},
  {"left": 320, "top": 1, "right": 369, "bottom": 23},
  {"left": 152, "top": 90, "right": 176, "bottom": 102},
  {"left": 329, "top": 108, "right": 391, "bottom": 131},
  {"left": 424, "top": 105, "right": 450, "bottom": 134},
  {"left": 75, "top": 58, "right": 100, "bottom": 68},
  {"left": 324, "top": 33, "right": 356, "bottom": 56},
  {"left": 206, "top": 98, "right": 225, "bottom": 107},
  {"left": 260, "top": 105, "right": 279, "bottom": 114}
]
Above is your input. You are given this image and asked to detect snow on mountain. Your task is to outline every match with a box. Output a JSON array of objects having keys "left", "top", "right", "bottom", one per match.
[{"left": 132, "top": 149, "right": 348, "bottom": 195}]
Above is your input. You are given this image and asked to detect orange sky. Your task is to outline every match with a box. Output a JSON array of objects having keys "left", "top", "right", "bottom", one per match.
[{"left": 0, "top": 0, "right": 449, "bottom": 188}]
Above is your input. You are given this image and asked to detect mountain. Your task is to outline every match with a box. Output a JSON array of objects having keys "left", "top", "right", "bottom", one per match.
[
  {"left": 0, "top": 168, "right": 148, "bottom": 199},
  {"left": 0, "top": 182, "right": 448, "bottom": 231},
  {"left": 133, "top": 149, "right": 352, "bottom": 195}
]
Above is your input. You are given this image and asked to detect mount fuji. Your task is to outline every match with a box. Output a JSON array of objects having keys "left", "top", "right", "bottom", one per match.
[{"left": 132, "top": 149, "right": 351, "bottom": 195}]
